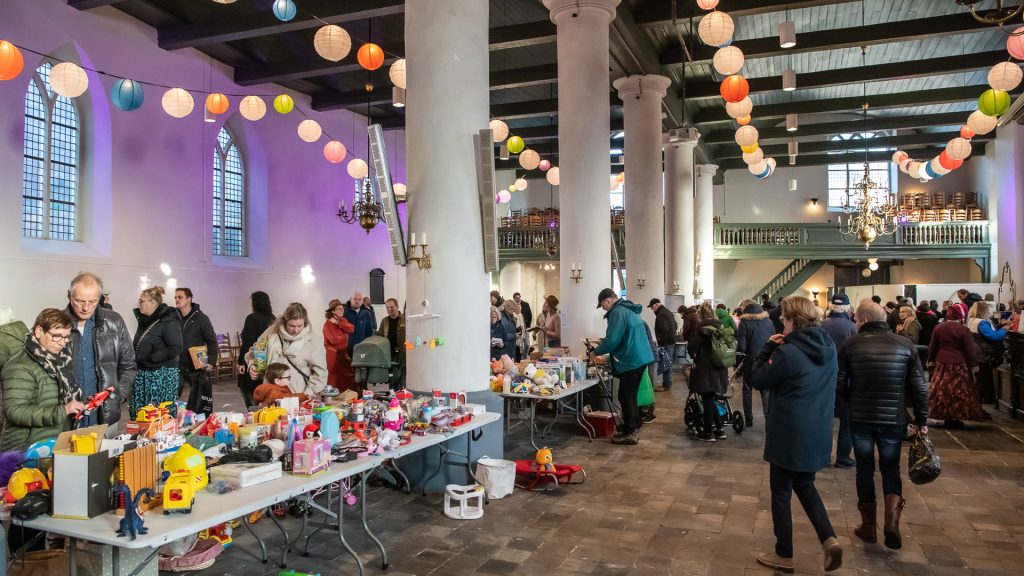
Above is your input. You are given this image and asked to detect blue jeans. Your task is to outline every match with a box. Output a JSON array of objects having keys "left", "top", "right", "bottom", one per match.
[
  {"left": 835, "top": 396, "right": 853, "bottom": 464},
  {"left": 770, "top": 464, "right": 837, "bottom": 558},
  {"left": 852, "top": 422, "right": 904, "bottom": 503},
  {"left": 659, "top": 346, "right": 673, "bottom": 390}
]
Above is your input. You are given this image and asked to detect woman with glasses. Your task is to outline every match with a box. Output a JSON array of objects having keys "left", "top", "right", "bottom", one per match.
[
  {"left": 131, "top": 286, "right": 183, "bottom": 415},
  {"left": 1, "top": 308, "right": 86, "bottom": 451}
]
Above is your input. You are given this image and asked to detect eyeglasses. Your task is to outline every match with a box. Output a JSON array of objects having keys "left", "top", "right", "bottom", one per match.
[
  {"left": 46, "top": 331, "right": 69, "bottom": 343},
  {"left": 279, "top": 375, "right": 292, "bottom": 380}
]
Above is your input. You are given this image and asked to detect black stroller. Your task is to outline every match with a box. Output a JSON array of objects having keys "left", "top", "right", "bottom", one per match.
[
  {"left": 351, "top": 335, "right": 402, "bottom": 389},
  {"left": 683, "top": 357, "right": 745, "bottom": 435}
]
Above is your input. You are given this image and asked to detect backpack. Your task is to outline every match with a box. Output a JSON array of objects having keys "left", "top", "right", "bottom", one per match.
[{"left": 704, "top": 325, "right": 737, "bottom": 369}]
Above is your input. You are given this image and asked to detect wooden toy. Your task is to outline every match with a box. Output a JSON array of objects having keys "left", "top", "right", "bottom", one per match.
[{"left": 117, "top": 443, "right": 160, "bottom": 515}]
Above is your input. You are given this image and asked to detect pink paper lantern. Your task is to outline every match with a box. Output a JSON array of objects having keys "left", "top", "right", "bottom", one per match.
[
  {"left": 1008, "top": 27, "right": 1024, "bottom": 60},
  {"left": 539, "top": 159, "right": 551, "bottom": 172}
]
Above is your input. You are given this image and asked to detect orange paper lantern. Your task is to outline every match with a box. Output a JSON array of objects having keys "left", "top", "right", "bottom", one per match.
[
  {"left": 960, "top": 126, "right": 975, "bottom": 140},
  {"left": 357, "top": 43, "right": 385, "bottom": 71},
  {"left": 205, "top": 93, "right": 230, "bottom": 115},
  {"left": 736, "top": 115, "right": 751, "bottom": 126},
  {"left": 323, "top": 140, "right": 347, "bottom": 164},
  {"left": 0, "top": 40, "right": 25, "bottom": 81},
  {"left": 937, "top": 151, "right": 963, "bottom": 171},
  {"left": 720, "top": 75, "right": 749, "bottom": 103}
]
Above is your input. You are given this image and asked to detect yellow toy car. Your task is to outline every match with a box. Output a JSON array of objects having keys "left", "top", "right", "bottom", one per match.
[{"left": 162, "top": 472, "right": 195, "bottom": 514}]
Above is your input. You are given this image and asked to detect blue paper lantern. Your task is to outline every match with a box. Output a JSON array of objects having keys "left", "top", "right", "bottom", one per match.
[
  {"left": 110, "top": 78, "right": 144, "bottom": 112},
  {"left": 272, "top": 0, "right": 297, "bottom": 21},
  {"left": 924, "top": 163, "right": 941, "bottom": 180}
]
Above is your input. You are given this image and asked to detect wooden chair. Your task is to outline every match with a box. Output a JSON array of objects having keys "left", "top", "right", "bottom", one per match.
[{"left": 214, "top": 333, "right": 235, "bottom": 382}]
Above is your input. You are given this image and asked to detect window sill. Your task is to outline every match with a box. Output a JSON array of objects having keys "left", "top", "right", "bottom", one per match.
[
  {"left": 20, "top": 237, "right": 109, "bottom": 258},
  {"left": 212, "top": 254, "right": 260, "bottom": 269}
]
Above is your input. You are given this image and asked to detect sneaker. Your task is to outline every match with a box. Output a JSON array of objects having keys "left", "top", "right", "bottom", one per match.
[
  {"left": 755, "top": 552, "right": 794, "bottom": 573},
  {"left": 714, "top": 429, "right": 727, "bottom": 440},
  {"left": 822, "top": 536, "right": 843, "bottom": 572},
  {"left": 611, "top": 432, "right": 638, "bottom": 445},
  {"left": 696, "top": 432, "right": 716, "bottom": 442},
  {"left": 641, "top": 413, "right": 658, "bottom": 424}
]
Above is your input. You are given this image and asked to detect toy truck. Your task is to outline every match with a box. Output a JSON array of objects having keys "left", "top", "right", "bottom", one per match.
[{"left": 162, "top": 472, "right": 196, "bottom": 514}]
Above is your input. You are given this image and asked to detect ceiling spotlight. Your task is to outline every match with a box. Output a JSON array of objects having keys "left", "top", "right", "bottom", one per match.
[
  {"left": 392, "top": 86, "right": 406, "bottom": 108},
  {"left": 790, "top": 179, "right": 798, "bottom": 191},
  {"left": 786, "top": 113, "right": 798, "bottom": 132},
  {"left": 783, "top": 69, "right": 797, "bottom": 92},
  {"left": 779, "top": 20, "right": 796, "bottom": 48}
]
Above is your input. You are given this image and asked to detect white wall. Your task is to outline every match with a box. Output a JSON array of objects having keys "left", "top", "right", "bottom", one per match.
[
  {"left": 714, "top": 259, "right": 790, "bottom": 307},
  {"left": 498, "top": 261, "right": 560, "bottom": 310},
  {"left": 889, "top": 259, "right": 982, "bottom": 285},
  {"left": 0, "top": 0, "right": 404, "bottom": 335}
]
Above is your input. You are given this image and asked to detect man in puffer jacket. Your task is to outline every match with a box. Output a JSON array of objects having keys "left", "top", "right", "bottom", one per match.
[{"left": 736, "top": 300, "right": 774, "bottom": 427}]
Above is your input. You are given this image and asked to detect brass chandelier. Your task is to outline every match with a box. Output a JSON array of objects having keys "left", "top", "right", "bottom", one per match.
[
  {"left": 338, "top": 177, "right": 385, "bottom": 233},
  {"left": 957, "top": 0, "right": 1024, "bottom": 27}
]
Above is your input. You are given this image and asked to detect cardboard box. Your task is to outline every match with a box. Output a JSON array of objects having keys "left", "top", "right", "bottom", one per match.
[
  {"left": 211, "top": 461, "right": 282, "bottom": 489},
  {"left": 52, "top": 425, "right": 135, "bottom": 519}
]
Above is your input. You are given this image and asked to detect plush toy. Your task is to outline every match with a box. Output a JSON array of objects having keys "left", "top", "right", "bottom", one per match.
[
  {"left": 535, "top": 447, "right": 555, "bottom": 472},
  {"left": 0, "top": 450, "right": 24, "bottom": 487}
]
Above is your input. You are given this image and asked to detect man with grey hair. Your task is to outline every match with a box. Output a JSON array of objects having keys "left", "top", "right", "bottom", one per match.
[
  {"left": 344, "top": 290, "right": 375, "bottom": 358},
  {"left": 838, "top": 300, "right": 928, "bottom": 551},
  {"left": 64, "top": 272, "right": 136, "bottom": 427}
]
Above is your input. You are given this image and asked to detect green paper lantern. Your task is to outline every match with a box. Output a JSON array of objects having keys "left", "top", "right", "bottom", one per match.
[
  {"left": 273, "top": 93, "right": 294, "bottom": 114},
  {"left": 978, "top": 89, "right": 1010, "bottom": 117},
  {"left": 506, "top": 135, "right": 525, "bottom": 155}
]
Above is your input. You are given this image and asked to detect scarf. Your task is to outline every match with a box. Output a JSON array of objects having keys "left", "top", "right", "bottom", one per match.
[{"left": 24, "top": 332, "right": 79, "bottom": 405}]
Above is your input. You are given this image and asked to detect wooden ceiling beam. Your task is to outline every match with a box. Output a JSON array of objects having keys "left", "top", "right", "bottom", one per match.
[
  {"left": 719, "top": 146, "right": 985, "bottom": 171},
  {"left": 489, "top": 21, "right": 558, "bottom": 50},
  {"left": 703, "top": 111, "right": 968, "bottom": 144},
  {"left": 687, "top": 51, "right": 1009, "bottom": 99},
  {"left": 68, "top": 0, "right": 125, "bottom": 8},
  {"left": 635, "top": 0, "right": 858, "bottom": 26},
  {"left": 715, "top": 131, "right": 994, "bottom": 160}
]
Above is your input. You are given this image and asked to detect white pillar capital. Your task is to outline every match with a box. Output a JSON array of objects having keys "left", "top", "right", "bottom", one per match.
[
  {"left": 544, "top": 0, "right": 620, "bottom": 24},
  {"left": 613, "top": 74, "right": 672, "bottom": 101},
  {"left": 696, "top": 164, "right": 719, "bottom": 178},
  {"left": 664, "top": 135, "right": 700, "bottom": 150}
]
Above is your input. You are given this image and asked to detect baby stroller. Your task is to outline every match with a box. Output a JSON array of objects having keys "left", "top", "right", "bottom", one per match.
[
  {"left": 351, "top": 336, "right": 402, "bottom": 390},
  {"left": 683, "top": 359, "right": 745, "bottom": 435}
]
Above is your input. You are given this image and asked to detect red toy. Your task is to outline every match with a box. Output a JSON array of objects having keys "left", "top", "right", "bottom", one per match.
[
  {"left": 513, "top": 451, "right": 586, "bottom": 492},
  {"left": 76, "top": 386, "right": 115, "bottom": 422}
]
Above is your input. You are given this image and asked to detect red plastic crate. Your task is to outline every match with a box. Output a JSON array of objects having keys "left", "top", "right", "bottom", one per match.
[{"left": 585, "top": 412, "right": 616, "bottom": 438}]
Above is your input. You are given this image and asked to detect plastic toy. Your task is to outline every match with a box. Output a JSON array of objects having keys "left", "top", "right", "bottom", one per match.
[
  {"left": 76, "top": 386, "right": 115, "bottom": 423},
  {"left": 291, "top": 438, "right": 331, "bottom": 476},
  {"left": 302, "top": 422, "right": 322, "bottom": 439},
  {"left": 163, "top": 472, "right": 196, "bottom": 514},
  {"left": 162, "top": 444, "right": 209, "bottom": 491},
  {"left": 0, "top": 450, "right": 23, "bottom": 486},
  {"left": 383, "top": 398, "right": 404, "bottom": 431},
  {"left": 443, "top": 484, "right": 484, "bottom": 520},
  {"left": 5, "top": 467, "right": 49, "bottom": 501},
  {"left": 255, "top": 406, "right": 288, "bottom": 425},
  {"left": 317, "top": 410, "right": 341, "bottom": 445},
  {"left": 22, "top": 439, "right": 55, "bottom": 469},
  {"left": 200, "top": 522, "right": 233, "bottom": 548},
  {"left": 115, "top": 486, "right": 155, "bottom": 540},
  {"left": 535, "top": 447, "right": 555, "bottom": 472},
  {"left": 71, "top": 432, "right": 99, "bottom": 455},
  {"left": 514, "top": 456, "right": 586, "bottom": 491}
]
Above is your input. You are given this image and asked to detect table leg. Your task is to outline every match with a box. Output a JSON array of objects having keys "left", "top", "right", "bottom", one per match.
[
  {"left": 359, "top": 470, "right": 388, "bottom": 570},
  {"left": 541, "top": 398, "right": 563, "bottom": 438},
  {"left": 421, "top": 444, "right": 448, "bottom": 496},
  {"left": 68, "top": 537, "right": 77, "bottom": 576},
  {"left": 528, "top": 402, "right": 539, "bottom": 450},
  {"left": 336, "top": 479, "right": 365, "bottom": 576},
  {"left": 241, "top": 513, "right": 269, "bottom": 564},
  {"left": 267, "top": 507, "right": 290, "bottom": 568},
  {"left": 574, "top": 391, "right": 596, "bottom": 440},
  {"left": 303, "top": 487, "right": 335, "bottom": 557}
]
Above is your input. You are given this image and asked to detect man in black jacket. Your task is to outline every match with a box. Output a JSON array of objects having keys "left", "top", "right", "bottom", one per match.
[
  {"left": 175, "top": 288, "right": 218, "bottom": 416},
  {"left": 513, "top": 293, "right": 532, "bottom": 351},
  {"left": 648, "top": 298, "right": 678, "bottom": 391},
  {"left": 838, "top": 301, "right": 928, "bottom": 552}
]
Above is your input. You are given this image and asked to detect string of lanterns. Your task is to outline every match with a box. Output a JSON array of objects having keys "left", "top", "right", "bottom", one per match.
[{"left": 488, "top": 118, "right": 561, "bottom": 205}]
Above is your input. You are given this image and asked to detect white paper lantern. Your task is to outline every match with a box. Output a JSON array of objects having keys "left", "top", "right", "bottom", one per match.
[
  {"left": 497, "top": 190, "right": 512, "bottom": 204},
  {"left": 725, "top": 97, "right": 753, "bottom": 119},
  {"left": 515, "top": 177, "right": 528, "bottom": 191},
  {"left": 698, "top": 11, "right": 734, "bottom": 47},
  {"left": 967, "top": 109, "right": 998, "bottom": 135},
  {"left": 519, "top": 149, "right": 541, "bottom": 170},
  {"left": 930, "top": 156, "right": 951, "bottom": 176},
  {"left": 735, "top": 125, "right": 758, "bottom": 147},
  {"left": 945, "top": 137, "right": 972, "bottom": 161},
  {"left": 546, "top": 166, "right": 560, "bottom": 186},
  {"left": 697, "top": 0, "right": 719, "bottom": 9},
  {"left": 297, "top": 119, "right": 323, "bottom": 142},
  {"left": 50, "top": 62, "right": 89, "bottom": 98},
  {"left": 314, "top": 25, "right": 352, "bottom": 62},
  {"left": 748, "top": 160, "right": 768, "bottom": 175},
  {"left": 238, "top": 96, "right": 266, "bottom": 121},
  {"left": 766, "top": 157, "right": 777, "bottom": 170},
  {"left": 742, "top": 148, "right": 764, "bottom": 165},
  {"left": 393, "top": 183, "right": 407, "bottom": 199},
  {"left": 713, "top": 46, "right": 744, "bottom": 76},
  {"left": 347, "top": 158, "right": 369, "bottom": 179},
  {"left": 988, "top": 62, "right": 1023, "bottom": 92},
  {"left": 389, "top": 58, "right": 407, "bottom": 89},
  {"left": 489, "top": 119, "right": 509, "bottom": 142},
  {"left": 908, "top": 162, "right": 922, "bottom": 180},
  {"left": 161, "top": 88, "right": 194, "bottom": 118},
  {"left": 899, "top": 158, "right": 912, "bottom": 174}
]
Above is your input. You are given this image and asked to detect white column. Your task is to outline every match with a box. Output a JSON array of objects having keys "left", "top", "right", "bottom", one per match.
[
  {"left": 545, "top": 0, "right": 620, "bottom": 347},
  {"left": 615, "top": 74, "right": 671, "bottom": 323},
  {"left": 695, "top": 164, "right": 718, "bottom": 301},
  {"left": 664, "top": 136, "right": 698, "bottom": 303},
  {"left": 405, "top": 0, "right": 489, "bottom": 393}
]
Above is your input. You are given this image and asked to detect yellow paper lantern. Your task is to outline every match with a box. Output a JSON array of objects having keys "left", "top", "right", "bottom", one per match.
[
  {"left": 323, "top": 140, "right": 347, "bottom": 164},
  {"left": 389, "top": 58, "right": 407, "bottom": 89},
  {"left": 735, "top": 125, "right": 758, "bottom": 147},
  {"left": 698, "top": 11, "right": 734, "bottom": 47},
  {"left": 238, "top": 96, "right": 266, "bottom": 121},
  {"left": 297, "top": 119, "right": 323, "bottom": 142},
  {"left": 713, "top": 46, "right": 744, "bottom": 76},
  {"left": 0, "top": 40, "right": 25, "bottom": 81},
  {"left": 616, "top": 172, "right": 625, "bottom": 183},
  {"left": 205, "top": 93, "right": 230, "bottom": 115},
  {"left": 314, "top": 25, "right": 352, "bottom": 62},
  {"left": 508, "top": 184, "right": 518, "bottom": 193},
  {"left": 545, "top": 166, "right": 560, "bottom": 186},
  {"left": 519, "top": 149, "right": 541, "bottom": 170},
  {"left": 515, "top": 178, "right": 528, "bottom": 191},
  {"left": 506, "top": 135, "right": 525, "bottom": 154},
  {"left": 161, "top": 88, "right": 194, "bottom": 118},
  {"left": 736, "top": 114, "right": 751, "bottom": 126},
  {"left": 347, "top": 158, "right": 369, "bottom": 179},
  {"left": 740, "top": 142, "right": 759, "bottom": 154},
  {"left": 489, "top": 119, "right": 509, "bottom": 142},
  {"left": 50, "top": 62, "right": 89, "bottom": 98},
  {"left": 273, "top": 94, "right": 294, "bottom": 114}
]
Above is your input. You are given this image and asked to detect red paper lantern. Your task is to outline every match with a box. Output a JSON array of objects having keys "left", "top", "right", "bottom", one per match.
[
  {"left": 357, "top": 43, "right": 385, "bottom": 71},
  {"left": 960, "top": 126, "right": 975, "bottom": 140},
  {"left": 720, "top": 75, "right": 749, "bottom": 103},
  {"left": 0, "top": 40, "right": 25, "bottom": 81},
  {"left": 938, "top": 151, "right": 963, "bottom": 171},
  {"left": 205, "top": 93, "right": 230, "bottom": 115}
]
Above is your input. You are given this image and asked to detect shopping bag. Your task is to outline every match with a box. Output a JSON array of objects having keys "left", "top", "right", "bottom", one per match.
[
  {"left": 637, "top": 369, "right": 655, "bottom": 407},
  {"left": 907, "top": 432, "right": 941, "bottom": 485}
]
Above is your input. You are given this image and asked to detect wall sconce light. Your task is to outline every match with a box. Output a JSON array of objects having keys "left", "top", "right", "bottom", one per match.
[
  {"left": 672, "top": 280, "right": 680, "bottom": 293},
  {"left": 407, "top": 232, "right": 432, "bottom": 270},
  {"left": 811, "top": 290, "right": 819, "bottom": 306},
  {"left": 636, "top": 274, "right": 646, "bottom": 289},
  {"left": 570, "top": 262, "right": 583, "bottom": 284},
  {"left": 810, "top": 197, "right": 818, "bottom": 206}
]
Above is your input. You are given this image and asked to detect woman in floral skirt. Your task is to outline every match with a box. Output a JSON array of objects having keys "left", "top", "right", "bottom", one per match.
[
  {"left": 927, "top": 304, "right": 983, "bottom": 428},
  {"left": 131, "top": 286, "right": 182, "bottom": 414}
]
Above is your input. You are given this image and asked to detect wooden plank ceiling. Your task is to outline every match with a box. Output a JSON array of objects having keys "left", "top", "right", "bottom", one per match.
[{"left": 74, "top": 0, "right": 1017, "bottom": 173}]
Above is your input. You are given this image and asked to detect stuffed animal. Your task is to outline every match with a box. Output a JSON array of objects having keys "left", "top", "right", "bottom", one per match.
[{"left": 535, "top": 447, "right": 555, "bottom": 472}]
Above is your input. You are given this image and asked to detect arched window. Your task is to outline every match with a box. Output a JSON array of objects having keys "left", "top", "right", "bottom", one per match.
[
  {"left": 22, "top": 62, "right": 81, "bottom": 240},
  {"left": 213, "top": 126, "right": 246, "bottom": 256}
]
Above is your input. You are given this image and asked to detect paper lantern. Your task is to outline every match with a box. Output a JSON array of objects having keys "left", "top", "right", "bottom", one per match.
[
  {"left": 539, "top": 159, "right": 552, "bottom": 172},
  {"left": 161, "top": 88, "right": 194, "bottom": 118},
  {"left": 0, "top": 40, "right": 25, "bottom": 81},
  {"left": 725, "top": 96, "right": 752, "bottom": 119},
  {"left": 899, "top": 158, "right": 912, "bottom": 174},
  {"left": 515, "top": 178, "right": 528, "bottom": 191},
  {"left": 960, "top": 126, "right": 975, "bottom": 140},
  {"left": 734, "top": 125, "right": 758, "bottom": 147},
  {"left": 506, "top": 135, "right": 525, "bottom": 154},
  {"left": 389, "top": 58, "right": 406, "bottom": 89},
  {"left": 238, "top": 96, "right": 266, "bottom": 121},
  {"left": 713, "top": 46, "right": 744, "bottom": 76},
  {"left": 697, "top": 0, "right": 719, "bottom": 9},
  {"left": 698, "top": 11, "right": 734, "bottom": 47},
  {"left": 929, "top": 157, "right": 951, "bottom": 176},
  {"left": 610, "top": 177, "right": 620, "bottom": 191},
  {"left": 978, "top": 89, "right": 1010, "bottom": 117},
  {"left": 720, "top": 75, "right": 749, "bottom": 103},
  {"left": 937, "top": 151, "right": 962, "bottom": 172},
  {"left": 50, "top": 62, "right": 88, "bottom": 98},
  {"left": 497, "top": 190, "right": 512, "bottom": 204},
  {"left": 323, "top": 140, "right": 347, "bottom": 164},
  {"left": 205, "top": 93, "right": 229, "bottom": 115},
  {"left": 742, "top": 148, "right": 763, "bottom": 165},
  {"left": 314, "top": 25, "right": 352, "bottom": 62},
  {"left": 967, "top": 110, "right": 998, "bottom": 135},
  {"left": 766, "top": 158, "right": 777, "bottom": 170},
  {"left": 907, "top": 162, "right": 921, "bottom": 180},
  {"left": 110, "top": 79, "right": 144, "bottom": 112},
  {"left": 393, "top": 183, "right": 407, "bottom": 199},
  {"left": 272, "top": 0, "right": 297, "bottom": 22},
  {"left": 989, "top": 62, "right": 1023, "bottom": 91},
  {"left": 736, "top": 114, "right": 751, "bottom": 126},
  {"left": 297, "top": 119, "right": 323, "bottom": 142},
  {"left": 519, "top": 149, "right": 541, "bottom": 170},
  {"left": 489, "top": 119, "right": 509, "bottom": 142},
  {"left": 740, "top": 142, "right": 759, "bottom": 154},
  {"left": 1008, "top": 27, "right": 1024, "bottom": 60},
  {"left": 945, "top": 137, "right": 972, "bottom": 161},
  {"left": 546, "top": 167, "right": 560, "bottom": 186},
  {"left": 273, "top": 94, "right": 294, "bottom": 114},
  {"left": 357, "top": 43, "right": 385, "bottom": 71},
  {"left": 616, "top": 172, "right": 625, "bottom": 183},
  {"left": 748, "top": 160, "right": 768, "bottom": 175},
  {"left": 891, "top": 150, "right": 908, "bottom": 164},
  {"left": 347, "top": 158, "right": 369, "bottom": 179}
]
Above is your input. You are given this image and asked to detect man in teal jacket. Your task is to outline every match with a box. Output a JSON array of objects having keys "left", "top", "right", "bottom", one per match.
[{"left": 590, "top": 288, "right": 655, "bottom": 445}]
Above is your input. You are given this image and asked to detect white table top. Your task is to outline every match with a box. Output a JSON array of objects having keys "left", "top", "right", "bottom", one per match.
[
  {"left": 500, "top": 378, "right": 599, "bottom": 401},
  {"left": 18, "top": 412, "right": 500, "bottom": 550}
]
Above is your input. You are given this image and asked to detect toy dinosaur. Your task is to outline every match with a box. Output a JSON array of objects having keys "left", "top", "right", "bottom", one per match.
[{"left": 115, "top": 485, "right": 156, "bottom": 540}]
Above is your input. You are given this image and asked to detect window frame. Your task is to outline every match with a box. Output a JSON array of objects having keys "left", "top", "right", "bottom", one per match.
[
  {"left": 212, "top": 125, "right": 247, "bottom": 257},
  {"left": 825, "top": 132, "right": 897, "bottom": 212}
]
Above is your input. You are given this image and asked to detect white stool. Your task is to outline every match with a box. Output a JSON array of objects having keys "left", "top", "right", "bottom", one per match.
[{"left": 443, "top": 484, "right": 485, "bottom": 520}]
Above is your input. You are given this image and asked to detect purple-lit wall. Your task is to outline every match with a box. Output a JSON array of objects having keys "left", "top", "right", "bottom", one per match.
[{"left": 0, "top": 0, "right": 406, "bottom": 334}]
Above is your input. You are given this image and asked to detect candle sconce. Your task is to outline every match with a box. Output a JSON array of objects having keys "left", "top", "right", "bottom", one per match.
[
  {"left": 407, "top": 233, "right": 431, "bottom": 271},
  {"left": 672, "top": 280, "right": 680, "bottom": 294},
  {"left": 569, "top": 262, "right": 583, "bottom": 284},
  {"left": 636, "top": 274, "right": 646, "bottom": 289}
]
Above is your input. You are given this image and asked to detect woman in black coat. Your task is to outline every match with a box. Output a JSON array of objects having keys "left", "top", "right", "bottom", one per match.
[
  {"left": 750, "top": 296, "right": 842, "bottom": 574},
  {"left": 687, "top": 302, "right": 729, "bottom": 441},
  {"left": 237, "top": 291, "right": 274, "bottom": 408},
  {"left": 736, "top": 300, "right": 775, "bottom": 427},
  {"left": 131, "top": 286, "right": 182, "bottom": 415}
]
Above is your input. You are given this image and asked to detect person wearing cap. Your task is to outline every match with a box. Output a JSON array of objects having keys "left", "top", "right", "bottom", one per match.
[
  {"left": 822, "top": 293, "right": 857, "bottom": 468},
  {"left": 648, "top": 298, "right": 678, "bottom": 392},
  {"left": 736, "top": 299, "right": 775, "bottom": 427},
  {"left": 591, "top": 288, "right": 654, "bottom": 445}
]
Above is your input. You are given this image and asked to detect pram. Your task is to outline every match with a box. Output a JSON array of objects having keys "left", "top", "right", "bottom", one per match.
[
  {"left": 683, "top": 358, "right": 745, "bottom": 435},
  {"left": 351, "top": 336, "right": 402, "bottom": 389}
]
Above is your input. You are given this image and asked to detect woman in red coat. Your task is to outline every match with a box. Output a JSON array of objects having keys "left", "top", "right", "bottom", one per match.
[
  {"left": 324, "top": 299, "right": 355, "bottom": 392},
  {"left": 927, "top": 304, "right": 983, "bottom": 427}
]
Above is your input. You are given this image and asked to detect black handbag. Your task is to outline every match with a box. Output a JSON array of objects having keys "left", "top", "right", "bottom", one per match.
[{"left": 907, "top": 432, "right": 941, "bottom": 485}]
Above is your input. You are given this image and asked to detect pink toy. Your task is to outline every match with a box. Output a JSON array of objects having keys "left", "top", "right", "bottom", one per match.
[{"left": 291, "top": 438, "right": 331, "bottom": 476}]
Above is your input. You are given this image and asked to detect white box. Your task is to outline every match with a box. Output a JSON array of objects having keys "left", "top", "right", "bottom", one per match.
[
  {"left": 463, "top": 403, "right": 486, "bottom": 416},
  {"left": 210, "top": 461, "right": 282, "bottom": 489}
]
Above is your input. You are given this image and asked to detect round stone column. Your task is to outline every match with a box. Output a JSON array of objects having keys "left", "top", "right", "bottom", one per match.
[
  {"left": 664, "top": 135, "right": 698, "bottom": 304},
  {"left": 694, "top": 164, "right": 718, "bottom": 301}
]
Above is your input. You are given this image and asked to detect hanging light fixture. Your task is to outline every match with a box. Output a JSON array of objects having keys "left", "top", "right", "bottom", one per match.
[
  {"left": 789, "top": 179, "right": 798, "bottom": 191},
  {"left": 499, "top": 144, "right": 509, "bottom": 160},
  {"left": 392, "top": 86, "right": 406, "bottom": 108},
  {"left": 779, "top": 19, "right": 796, "bottom": 49},
  {"left": 786, "top": 113, "right": 798, "bottom": 132},
  {"left": 782, "top": 68, "right": 797, "bottom": 91},
  {"left": 788, "top": 139, "right": 798, "bottom": 164}
]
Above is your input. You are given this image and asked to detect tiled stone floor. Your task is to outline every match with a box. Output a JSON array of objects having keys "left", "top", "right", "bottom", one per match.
[{"left": 195, "top": 376, "right": 1024, "bottom": 575}]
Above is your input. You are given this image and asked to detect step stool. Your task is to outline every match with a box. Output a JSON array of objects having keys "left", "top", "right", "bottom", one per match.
[{"left": 443, "top": 484, "right": 484, "bottom": 520}]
